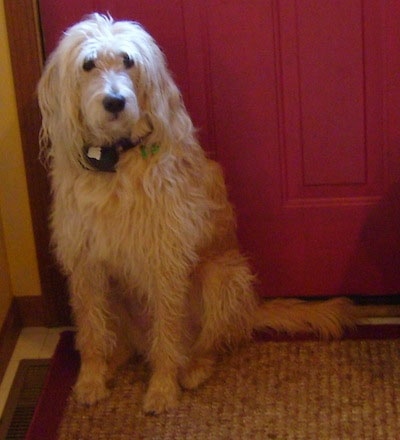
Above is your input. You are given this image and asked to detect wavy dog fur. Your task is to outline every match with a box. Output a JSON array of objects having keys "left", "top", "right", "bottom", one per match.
[{"left": 38, "top": 14, "right": 357, "bottom": 414}]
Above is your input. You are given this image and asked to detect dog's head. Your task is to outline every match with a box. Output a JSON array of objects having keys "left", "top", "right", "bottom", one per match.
[{"left": 38, "top": 13, "right": 191, "bottom": 170}]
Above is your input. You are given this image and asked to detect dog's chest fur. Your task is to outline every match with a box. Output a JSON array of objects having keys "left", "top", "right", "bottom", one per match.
[{"left": 52, "top": 153, "right": 218, "bottom": 281}]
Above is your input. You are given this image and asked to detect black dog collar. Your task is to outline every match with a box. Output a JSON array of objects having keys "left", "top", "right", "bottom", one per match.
[{"left": 83, "top": 135, "right": 151, "bottom": 172}]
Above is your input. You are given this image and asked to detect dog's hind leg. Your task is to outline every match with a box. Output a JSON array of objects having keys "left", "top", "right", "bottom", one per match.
[
  {"left": 70, "top": 267, "right": 115, "bottom": 405},
  {"left": 180, "top": 250, "right": 257, "bottom": 390}
]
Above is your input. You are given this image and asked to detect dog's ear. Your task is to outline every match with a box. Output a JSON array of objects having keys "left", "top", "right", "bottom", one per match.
[
  {"left": 38, "top": 54, "right": 65, "bottom": 166},
  {"left": 38, "top": 42, "right": 85, "bottom": 169},
  {"left": 137, "top": 38, "right": 194, "bottom": 149}
]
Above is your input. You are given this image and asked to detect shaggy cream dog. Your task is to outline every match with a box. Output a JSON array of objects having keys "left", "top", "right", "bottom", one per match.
[{"left": 38, "top": 13, "right": 357, "bottom": 414}]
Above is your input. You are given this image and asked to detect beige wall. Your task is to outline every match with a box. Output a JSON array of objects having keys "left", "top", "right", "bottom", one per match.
[{"left": 0, "top": 0, "right": 42, "bottom": 326}]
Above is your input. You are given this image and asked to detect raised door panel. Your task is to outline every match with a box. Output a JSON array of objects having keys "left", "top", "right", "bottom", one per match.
[
  {"left": 201, "top": 0, "right": 399, "bottom": 296},
  {"left": 273, "top": 0, "right": 398, "bottom": 295},
  {"left": 279, "top": 0, "right": 384, "bottom": 201}
]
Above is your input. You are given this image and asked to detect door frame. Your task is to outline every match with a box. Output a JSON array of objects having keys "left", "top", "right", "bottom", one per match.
[{"left": 4, "top": 0, "right": 69, "bottom": 325}]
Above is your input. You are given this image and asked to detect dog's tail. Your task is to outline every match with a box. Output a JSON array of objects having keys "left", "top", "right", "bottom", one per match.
[{"left": 252, "top": 297, "right": 399, "bottom": 339}]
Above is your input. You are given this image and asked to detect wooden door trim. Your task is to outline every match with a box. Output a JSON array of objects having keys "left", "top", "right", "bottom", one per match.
[
  {"left": 0, "top": 299, "right": 21, "bottom": 383},
  {"left": 4, "top": 0, "right": 69, "bottom": 325}
]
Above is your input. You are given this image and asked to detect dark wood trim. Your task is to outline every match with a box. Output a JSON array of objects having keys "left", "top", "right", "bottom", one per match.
[
  {"left": 299, "top": 295, "right": 400, "bottom": 305},
  {"left": 4, "top": 0, "right": 69, "bottom": 325},
  {"left": 351, "top": 295, "right": 400, "bottom": 305},
  {"left": 14, "top": 296, "right": 46, "bottom": 327},
  {"left": 0, "top": 300, "right": 22, "bottom": 384}
]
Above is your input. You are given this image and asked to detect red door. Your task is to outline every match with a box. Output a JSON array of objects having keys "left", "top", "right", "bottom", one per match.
[{"left": 38, "top": 0, "right": 400, "bottom": 298}]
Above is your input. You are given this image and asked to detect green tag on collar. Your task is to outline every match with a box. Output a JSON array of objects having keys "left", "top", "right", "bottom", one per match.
[{"left": 140, "top": 143, "right": 160, "bottom": 158}]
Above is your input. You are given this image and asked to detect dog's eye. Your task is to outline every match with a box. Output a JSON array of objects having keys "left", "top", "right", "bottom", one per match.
[
  {"left": 83, "top": 58, "right": 96, "bottom": 72},
  {"left": 122, "top": 53, "right": 135, "bottom": 69}
]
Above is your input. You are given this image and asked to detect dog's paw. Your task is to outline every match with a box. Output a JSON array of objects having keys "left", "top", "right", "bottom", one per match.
[
  {"left": 143, "top": 378, "right": 181, "bottom": 415},
  {"left": 74, "top": 375, "right": 109, "bottom": 406},
  {"left": 179, "top": 357, "right": 215, "bottom": 390}
]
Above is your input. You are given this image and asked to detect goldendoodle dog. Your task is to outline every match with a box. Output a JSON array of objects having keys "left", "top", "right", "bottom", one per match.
[{"left": 38, "top": 13, "right": 357, "bottom": 414}]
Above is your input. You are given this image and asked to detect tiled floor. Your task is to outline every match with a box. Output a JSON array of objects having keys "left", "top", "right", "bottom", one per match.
[{"left": 0, "top": 327, "right": 72, "bottom": 418}]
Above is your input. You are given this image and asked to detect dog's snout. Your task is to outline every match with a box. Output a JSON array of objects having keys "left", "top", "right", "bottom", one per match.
[{"left": 103, "top": 93, "right": 126, "bottom": 113}]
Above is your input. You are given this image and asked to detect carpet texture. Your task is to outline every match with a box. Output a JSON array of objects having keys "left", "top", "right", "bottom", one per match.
[{"left": 53, "top": 334, "right": 399, "bottom": 440}]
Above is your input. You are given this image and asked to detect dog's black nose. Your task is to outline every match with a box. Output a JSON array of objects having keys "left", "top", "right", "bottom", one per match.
[{"left": 103, "top": 93, "right": 126, "bottom": 113}]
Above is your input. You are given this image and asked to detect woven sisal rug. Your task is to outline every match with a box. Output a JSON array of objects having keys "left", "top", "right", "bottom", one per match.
[{"left": 27, "top": 329, "right": 400, "bottom": 440}]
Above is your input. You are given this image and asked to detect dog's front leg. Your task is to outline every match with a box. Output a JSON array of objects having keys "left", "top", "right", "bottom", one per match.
[
  {"left": 70, "top": 267, "right": 115, "bottom": 405},
  {"left": 142, "top": 275, "right": 188, "bottom": 415}
]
